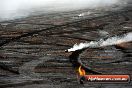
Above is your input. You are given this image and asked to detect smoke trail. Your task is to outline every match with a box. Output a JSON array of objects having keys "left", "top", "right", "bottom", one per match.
[
  {"left": 68, "top": 32, "right": 132, "bottom": 52},
  {"left": 0, "top": 0, "right": 124, "bottom": 21}
]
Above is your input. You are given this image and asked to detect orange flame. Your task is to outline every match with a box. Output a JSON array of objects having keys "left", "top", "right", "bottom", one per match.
[{"left": 78, "top": 66, "right": 86, "bottom": 76}]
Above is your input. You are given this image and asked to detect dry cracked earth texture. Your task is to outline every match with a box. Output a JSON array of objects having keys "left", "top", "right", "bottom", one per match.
[{"left": 0, "top": 1, "right": 132, "bottom": 88}]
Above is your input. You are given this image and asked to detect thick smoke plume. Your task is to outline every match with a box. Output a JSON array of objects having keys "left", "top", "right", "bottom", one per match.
[
  {"left": 68, "top": 32, "right": 132, "bottom": 52},
  {"left": 0, "top": 0, "right": 123, "bottom": 21}
]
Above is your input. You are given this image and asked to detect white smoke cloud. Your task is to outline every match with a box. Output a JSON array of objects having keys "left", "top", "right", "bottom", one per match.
[
  {"left": 68, "top": 32, "right": 132, "bottom": 52},
  {"left": 0, "top": 0, "right": 122, "bottom": 21}
]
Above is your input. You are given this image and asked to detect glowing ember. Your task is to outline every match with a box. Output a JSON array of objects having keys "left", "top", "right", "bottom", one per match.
[{"left": 78, "top": 66, "right": 86, "bottom": 76}]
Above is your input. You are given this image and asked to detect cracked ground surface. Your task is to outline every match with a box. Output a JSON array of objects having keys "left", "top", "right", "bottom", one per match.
[{"left": 0, "top": 2, "right": 132, "bottom": 88}]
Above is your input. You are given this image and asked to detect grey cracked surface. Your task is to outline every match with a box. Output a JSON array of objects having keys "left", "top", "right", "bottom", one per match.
[{"left": 0, "top": 1, "right": 132, "bottom": 88}]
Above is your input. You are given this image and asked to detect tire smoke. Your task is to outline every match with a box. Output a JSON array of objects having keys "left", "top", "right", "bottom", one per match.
[
  {"left": 0, "top": 0, "right": 123, "bottom": 21},
  {"left": 68, "top": 32, "right": 132, "bottom": 52}
]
